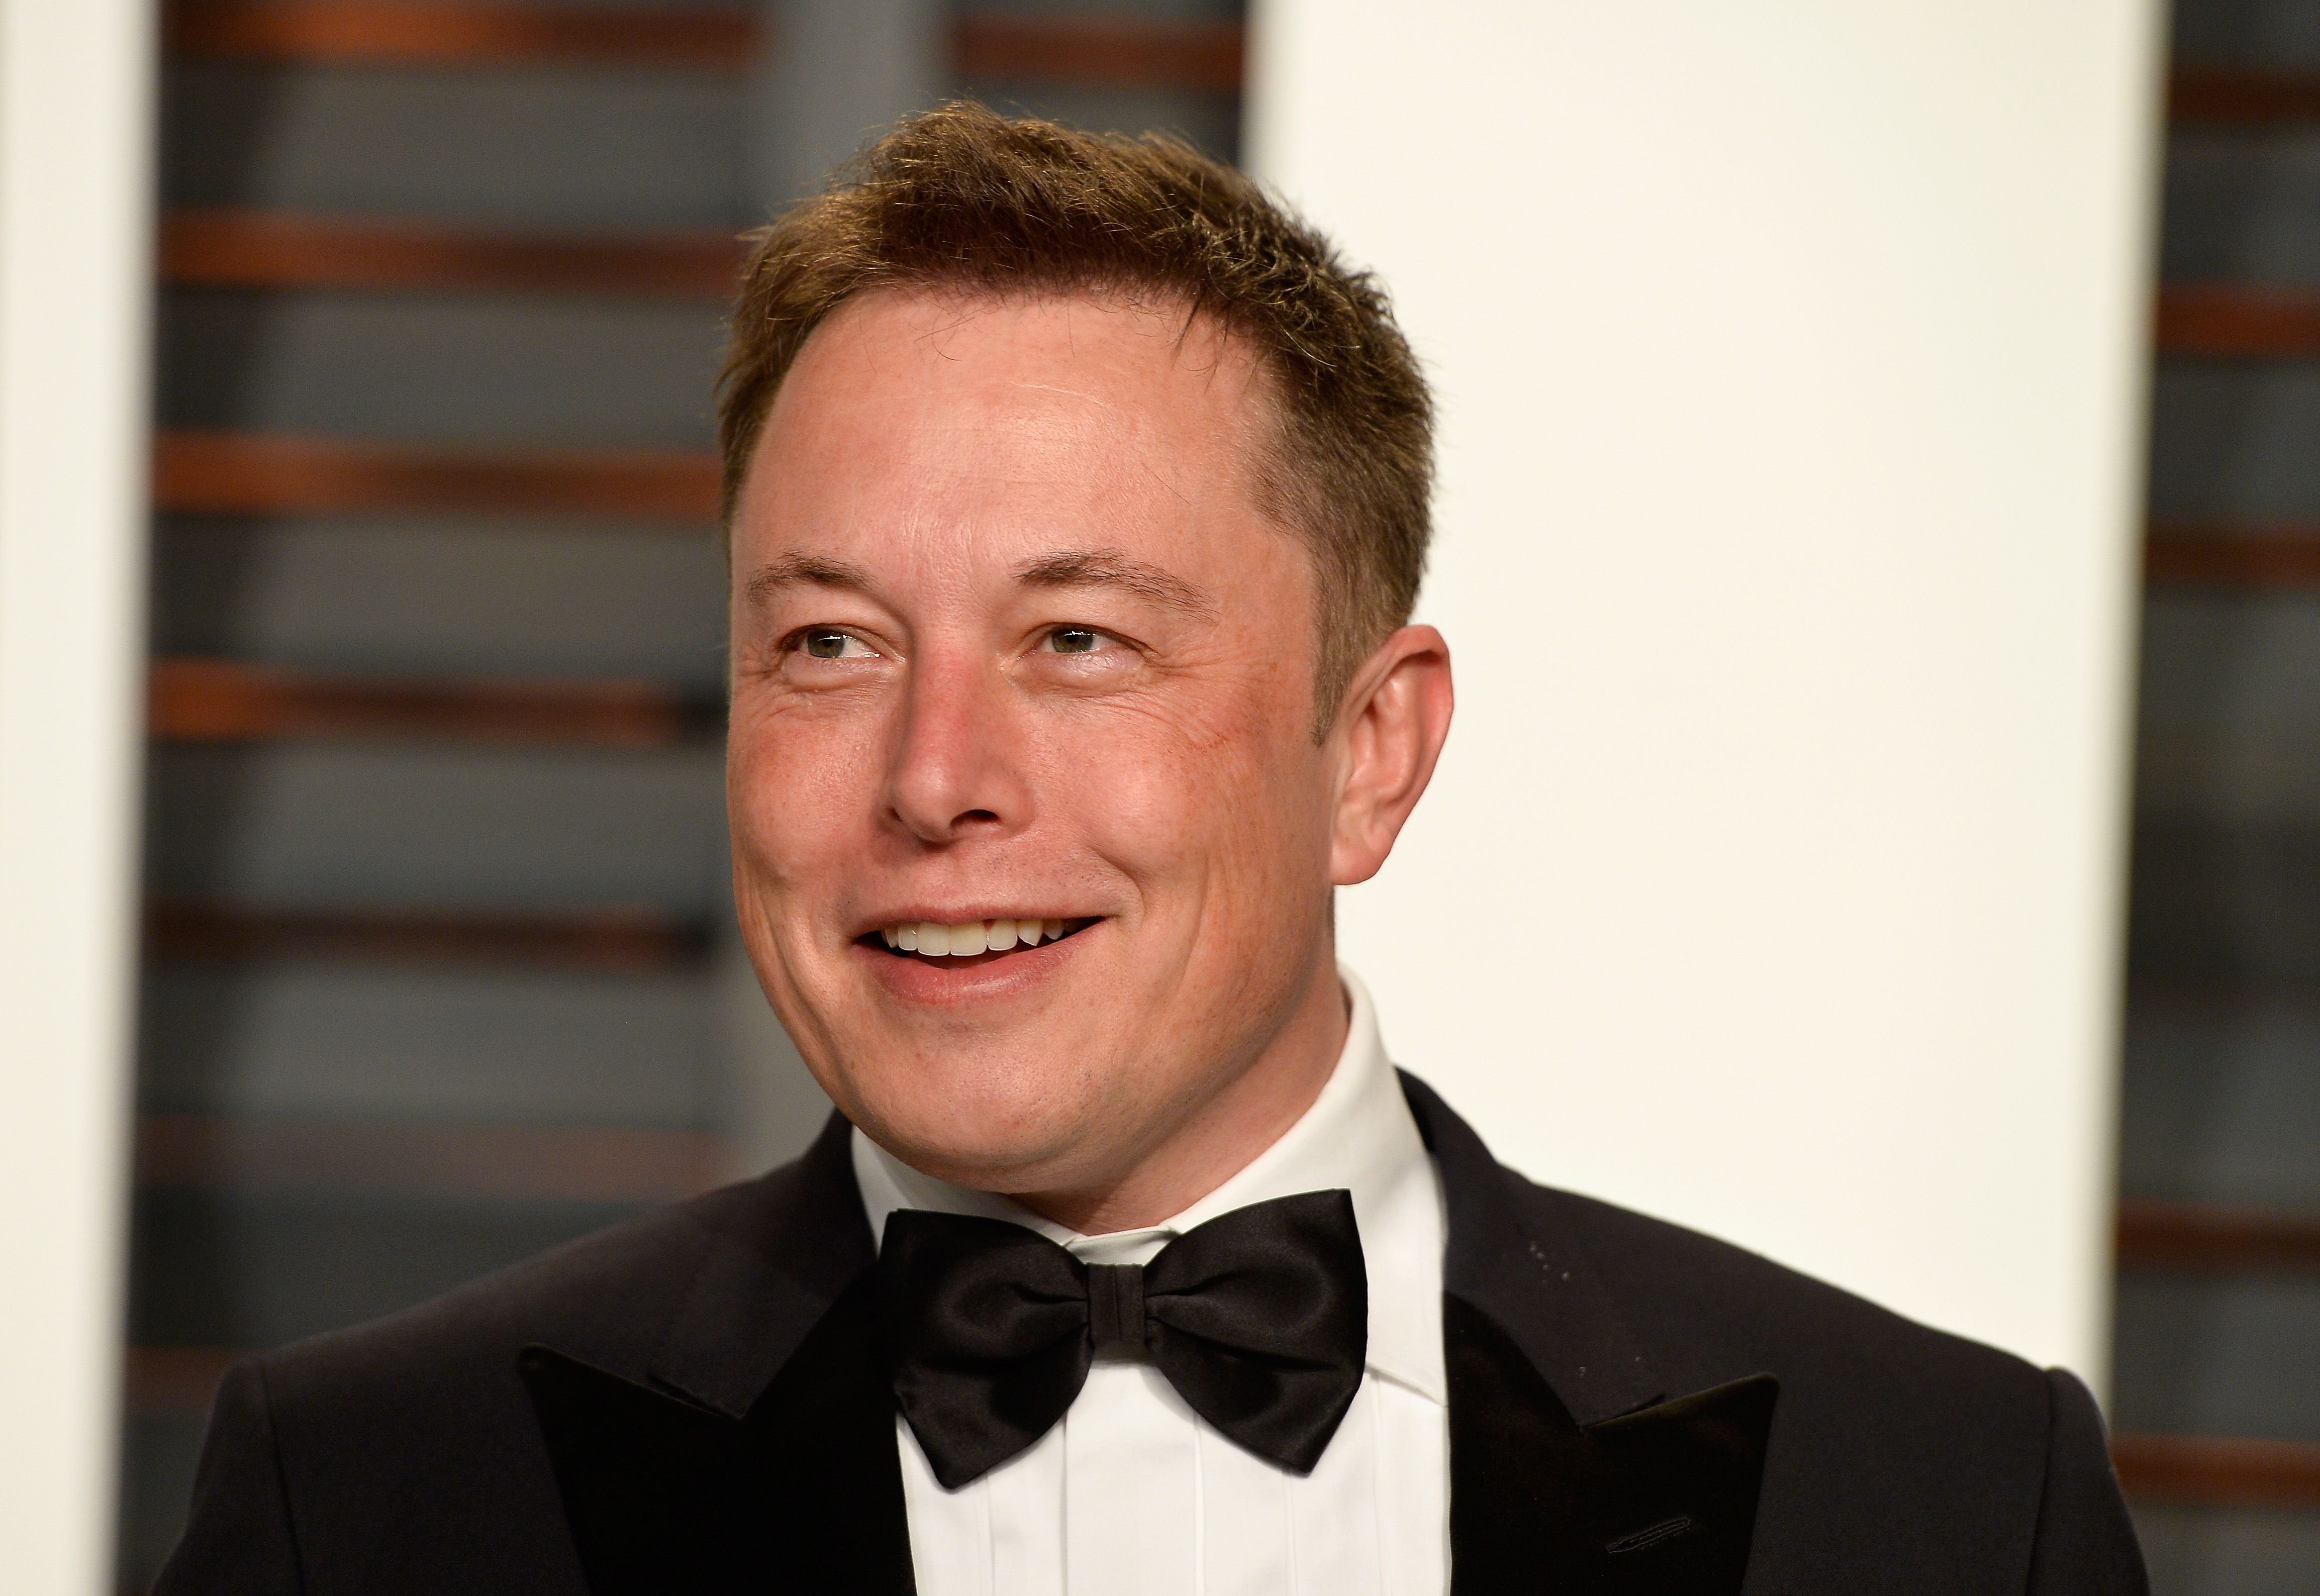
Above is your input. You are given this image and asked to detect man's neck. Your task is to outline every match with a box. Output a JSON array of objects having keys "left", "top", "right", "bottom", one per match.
[{"left": 1006, "top": 968, "right": 1351, "bottom": 1236}]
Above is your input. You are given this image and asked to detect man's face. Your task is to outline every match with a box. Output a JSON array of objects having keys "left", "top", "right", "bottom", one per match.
[{"left": 727, "top": 289, "right": 1347, "bottom": 1200}]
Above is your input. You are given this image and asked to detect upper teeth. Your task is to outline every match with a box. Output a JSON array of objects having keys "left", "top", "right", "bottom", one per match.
[{"left": 882, "top": 918, "right": 1067, "bottom": 955}]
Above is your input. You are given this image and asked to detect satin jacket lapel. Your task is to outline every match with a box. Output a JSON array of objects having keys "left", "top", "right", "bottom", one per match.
[
  {"left": 522, "top": 1276, "right": 916, "bottom": 1596},
  {"left": 1401, "top": 1071, "right": 1661, "bottom": 1424},
  {"left": 1403, "top": 1072, "right": 1778, "bottom": 1595},
  {"left": 652, "top": 1111, "right": 879, "bottom": 1419},
  {"left": 522, "top": 1111, "right": 916, "bottom": 1595},
  {"left": 737, "top": 1270, "right": 918, "bottom": 1593},
  {"left": 1446, "top": 1296, "right": 1775, "bottom": 1593},
  {"left": 519, "top": 1345, "right": 749, "bottom": 1592}
]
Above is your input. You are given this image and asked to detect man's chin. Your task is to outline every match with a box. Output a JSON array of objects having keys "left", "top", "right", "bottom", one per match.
[{"left": 846, "top": 1080, "right": 1126, "bottom": 1197}]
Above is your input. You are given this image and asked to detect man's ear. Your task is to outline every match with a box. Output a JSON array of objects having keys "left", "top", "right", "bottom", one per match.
[{"left": 1328, "top": 625, "right": 1454, "bottom": 886}]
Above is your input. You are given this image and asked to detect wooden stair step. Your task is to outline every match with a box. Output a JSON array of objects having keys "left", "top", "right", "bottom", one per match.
[
  {"left": 164, "top": 1, "right": 757, "bottom": 70},
  {"left": 161, "top": 208, "right": 746, "bottom": 298},
  {"left": 166, "top": 3, "right": 1249, "bottom": 93},
  {"left": 153, "top": 430, "right": 723, "bottom": 519},
  {"left": 147, "top": 655, "right": 717, "bottom": 746},
  {"left": 2112, "top": 1432, "right": 2320, "bottom": 1509},
  {"left": 144, "top": 898, "right": 711, "bottom": 969},
  {"left": 2158, "top": 284, "right": 2320, "bottom": 359},
  {"left": 136, "top": 1114, "right": 739, "bottom": 1202},
  {"left": 950, "top": 13, "right": 1243, "bottom": 95},
  {"left": 125, "top": 1346, "right": 241, "bottom": 1421},
  {"left": 2171, "top": 66, "right": 2320, "bottom": 126},
  {"left": 2145, "top": 526, "right": 2320, "bottom": 588},
  {"left": 2116, "top": 1198, "right": 2320, "bottom": 1273}
]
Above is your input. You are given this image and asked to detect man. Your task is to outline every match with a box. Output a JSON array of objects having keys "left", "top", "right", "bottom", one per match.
[{"left": 158, "top": 105, "right": 2146, "bottom": 1594}]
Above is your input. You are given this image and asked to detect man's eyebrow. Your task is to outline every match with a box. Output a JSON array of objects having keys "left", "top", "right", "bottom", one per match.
[
  {"left": 742, "top": 552, "right": 876, "bottom": 609},
  {"left": 1013, "top": 549, "right": 1216, "bottom": 618}
]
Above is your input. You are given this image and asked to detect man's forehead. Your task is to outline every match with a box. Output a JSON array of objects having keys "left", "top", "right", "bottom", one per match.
[{"left": 733, "top": 287, "right": 1279, "bottom": 580}]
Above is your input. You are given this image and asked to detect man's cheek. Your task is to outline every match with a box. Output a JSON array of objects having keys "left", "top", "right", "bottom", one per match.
[
  {"left": 736, "top": 723, "right": 877, "bottom": 839},
  {"left": 1061, "top": 761, "right": 1210, "bottom": 876}
]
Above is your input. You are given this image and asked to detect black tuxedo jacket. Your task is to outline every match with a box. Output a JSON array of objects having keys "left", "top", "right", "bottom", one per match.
[{"left": 156, "top": 1074, "right": 2146, "bottom": 1594}]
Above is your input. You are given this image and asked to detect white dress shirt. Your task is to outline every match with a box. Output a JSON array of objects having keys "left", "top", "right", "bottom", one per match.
[{"left": 852, "top": 968, "right": 1449, "bottom": 1596}]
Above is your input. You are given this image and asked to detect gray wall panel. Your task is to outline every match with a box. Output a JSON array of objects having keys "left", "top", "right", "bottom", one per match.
[
  {"left": 2163, "top": 135, "right": 2320, "bottom": 289},
  {"left": 2150, "top": 362, "right": 2320, "bottom": 522},
  {"left": 151, "top": 519, "right": 729, "bottom": 689},
  {"left": 2175, "top": 0, "right": 2320, "bottom": 66},
  {"left": 2134, "top": 1506, "right": 2320, "bottom": 1596},
  {"left": 758, "top": 0, "right": 943, "bottom": 203},
  {"left": 2128, "top": 823, "right": 2320, "bottom": 985},
  {"left": 2112, "top": 1272, "right": 2320, "bottom": 1441},
  {"left": 2137, "top": 592, "right": 2320, "bottom": 824},
  {"left": 953, "top": 80, "right": 1238, "bottom": 163},
  {"left": 2120, "top": 993, "right": 2320, "bottom": 1209},
  {"left": 127, "top": 1192, "right": 645, "bottom": 1347},
  {"left": 144, "top": 742, "right": 731, "bottom": 911},
  {"left": 138, "top": 963, "right": 719, "bottom": 1127},
  {"left": 943, "top": 0, "right": 1244, "bottom": 162},
  {"left": 162, "top": 64, "right": 753, "bottom": 227},
  {"left": 156, "top": 289, "right": 726, "bottom": 447},
  {"left": 117, "top": 1419, "right": 209, "bottom": 1596}
]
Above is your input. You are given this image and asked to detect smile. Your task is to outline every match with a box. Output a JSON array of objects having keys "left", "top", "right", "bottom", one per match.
[{"left": 869, "top": 917, "right": 1093, "bottom": 961}]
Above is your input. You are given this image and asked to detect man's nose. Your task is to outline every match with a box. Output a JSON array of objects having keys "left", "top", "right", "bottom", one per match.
[{"left": 884, "top": 649, "right": 1031, "bottom": 845}]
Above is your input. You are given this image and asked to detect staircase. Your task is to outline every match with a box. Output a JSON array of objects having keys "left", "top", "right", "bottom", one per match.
[{"left": 2109, "top": 1, "right": 2320, "bottom": 1584}]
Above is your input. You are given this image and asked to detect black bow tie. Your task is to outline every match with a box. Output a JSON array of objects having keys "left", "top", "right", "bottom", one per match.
[{"left": 874, "top": 1189, "right": 1368, "bottom": 1489}]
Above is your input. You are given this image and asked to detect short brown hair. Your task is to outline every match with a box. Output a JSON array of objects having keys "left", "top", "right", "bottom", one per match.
[{"left": 718, "top": 101, "right": 1433, "bottom": 729}]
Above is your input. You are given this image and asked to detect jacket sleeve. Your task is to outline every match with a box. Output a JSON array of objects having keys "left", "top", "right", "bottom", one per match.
[
  {"left": 2024, "top": 1367, "right": 2150, "bottom": 1596},
  {"left": 151, "top": 1358, "right": 307, "bottom": 1595}
]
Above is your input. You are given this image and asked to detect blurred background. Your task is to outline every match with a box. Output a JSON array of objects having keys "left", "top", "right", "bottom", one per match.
[{"left": 0, "top": 0, "right": 2313, "bottom": 1590}]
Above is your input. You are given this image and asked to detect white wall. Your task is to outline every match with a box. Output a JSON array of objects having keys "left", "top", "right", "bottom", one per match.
[
  {"left": 1250, "top": 2, "right": 2162, "bottom": 1380},
  {"left": 0, "top": 1, "right": 154, "bottom": 1588}
]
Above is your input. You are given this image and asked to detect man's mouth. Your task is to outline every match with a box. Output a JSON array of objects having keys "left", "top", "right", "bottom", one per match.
[{"left": 862, "top": 917, "right": 1096, "bottom": 968}]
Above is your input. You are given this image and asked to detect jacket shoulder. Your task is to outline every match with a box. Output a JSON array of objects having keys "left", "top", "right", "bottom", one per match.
[
  {"left": 1522, "top": 1177, "right": 2052, "bottom": 1403},
  {"left": 258, "top": 1171, "right": 775, "bottom": 1411},
  {"left": 1510, "top": 1178, "right": 2104, "bottom": 1591},
  {"left": 257, "top": 1109, "right": 866, "bottom": 1417},
  {"left": 176, "top": 1130, "right": 864, "bottom": 1596},
  {"left": 1404, "top": 1071, "right": 2139, "bottom": 1591}
]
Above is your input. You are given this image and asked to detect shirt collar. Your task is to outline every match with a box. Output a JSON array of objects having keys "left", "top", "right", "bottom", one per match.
[{"left": 850, "top": 966, "right": 1446, "bottom": 1405}]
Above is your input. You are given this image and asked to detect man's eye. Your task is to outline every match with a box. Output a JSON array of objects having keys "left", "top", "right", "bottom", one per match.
[
  {"left": 798, "top": 630, "right": 869, "bottom": 660},
  {"left": 1046, "top": 628, "right": 1105, "bottom": 655}
]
